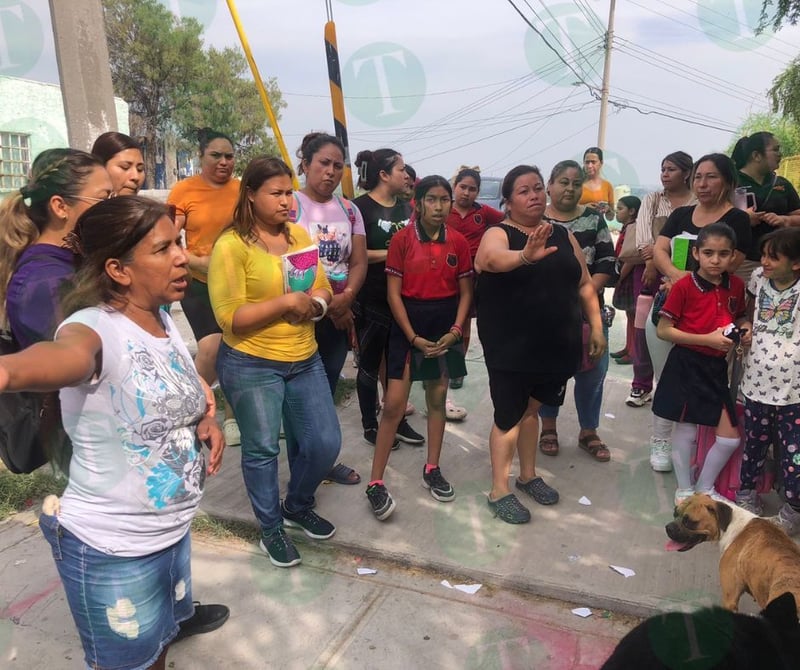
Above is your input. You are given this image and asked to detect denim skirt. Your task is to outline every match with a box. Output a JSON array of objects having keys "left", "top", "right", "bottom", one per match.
[{"left": 39, "top": 512, "right": 194, "bottom": 670}]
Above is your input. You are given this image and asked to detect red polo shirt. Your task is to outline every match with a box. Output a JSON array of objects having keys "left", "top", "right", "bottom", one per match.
[
  {"left": 447, "top": 204, "right": 505, "bottom": 257},
  {"left": 385, "top": 221, "right": 473, "bottom": 300},
  {"left": 659, "top": 271, "right": 746, "bottom": 357}
]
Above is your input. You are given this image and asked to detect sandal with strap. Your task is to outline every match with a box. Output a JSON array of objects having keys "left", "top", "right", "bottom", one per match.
[
  {"left": 538, "top": 429, "right": 559, "bottom": 456},
  {"left": 578, "top": 433, "right": 611, "bottom": 462},
  {"left": 325, "top": 463, "right": 361, "bottom": 485}
]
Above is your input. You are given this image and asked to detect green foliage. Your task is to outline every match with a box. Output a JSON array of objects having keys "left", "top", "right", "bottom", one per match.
[
  {"left": 176, "top": 47, "right": 287, "bottom": 168},
  {"left": 103, "top": 0, "right": 205, "bottom": 186},
  {"left": 0, "top": 469, "right": 66, "bottom": 521},
  {"left": 728, "top": 111, "right": 800, "bottom": 157},
  {"left": 759, "top": 0, "right": 800, "bottom": 31},
  {"left": 770, "top": 57, "right": 800, "bottom": 129}
]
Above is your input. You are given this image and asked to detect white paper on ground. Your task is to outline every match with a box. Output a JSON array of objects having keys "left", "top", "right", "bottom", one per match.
[
  {"left": 579, "top": 496, "right": 592, "bottom": 506},
  {"left": 604, "top": 413, "right": 616, "bottom": 419},
  {"left": 572, "top": 607, "right": 593, "bottom": 618},
  {"left": 357, "top": 568, "right": 377, "bottom": 575},
  {"left": 441, "top": 579, "right": 482, "bottom": 594},
  {"left": 609, "top": 565, "right": 636, "bottom": 578}
]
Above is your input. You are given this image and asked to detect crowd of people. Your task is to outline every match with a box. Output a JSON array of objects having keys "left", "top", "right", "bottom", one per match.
[{"left": 0, "top": 128, "right": 799, "bottom": 668}]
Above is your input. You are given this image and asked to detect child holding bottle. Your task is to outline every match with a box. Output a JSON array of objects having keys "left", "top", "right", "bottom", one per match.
[{"left": 652, "top": 223, "right": 752, "bottom": 506}]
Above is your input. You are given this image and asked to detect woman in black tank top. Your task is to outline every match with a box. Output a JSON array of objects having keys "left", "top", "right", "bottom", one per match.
[{"left": 475, "top": 165, "right": 605, "bottom": 524}]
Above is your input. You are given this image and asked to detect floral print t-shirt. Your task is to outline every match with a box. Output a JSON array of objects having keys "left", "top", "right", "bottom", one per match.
[{"left": 57, "top": 306, "right": 207, "bottom": 556}]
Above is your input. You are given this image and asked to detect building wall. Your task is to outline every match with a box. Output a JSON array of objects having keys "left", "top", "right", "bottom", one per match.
[{"left": 0, "top": 75, "right": 128, "bottom": 194}]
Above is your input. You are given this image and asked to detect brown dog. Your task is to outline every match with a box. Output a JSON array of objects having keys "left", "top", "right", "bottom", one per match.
[{"left": 666, "top": 493, "right": 800, "bottom": 612}]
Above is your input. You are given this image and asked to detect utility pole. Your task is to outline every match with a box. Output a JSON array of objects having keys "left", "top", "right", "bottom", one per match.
[
  {"left": 49, "top": 0, "right": 118, "bottom": 151},
  {"left": 597, "top": 0, "right": 616, "bottom": 150}
]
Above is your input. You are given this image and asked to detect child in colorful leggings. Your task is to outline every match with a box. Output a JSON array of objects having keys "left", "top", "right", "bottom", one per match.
[{"left": 736, "top": 228, "right": 800, "bottom": 534}]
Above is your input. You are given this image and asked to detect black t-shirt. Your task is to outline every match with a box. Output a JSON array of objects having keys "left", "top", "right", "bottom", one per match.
[
  {"left": 659, "top": 205, "right": 751, "bottom": 272},
  {"left": 353, "top": 194, "right": 412, "bottom": 308},
  {"left": 737, "top": 172, "right": 800, "bottom": 260}
]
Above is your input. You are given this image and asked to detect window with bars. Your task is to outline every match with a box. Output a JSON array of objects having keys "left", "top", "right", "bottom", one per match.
[{"left": 0, "top": 132, "right": 31, "bottom": 191}]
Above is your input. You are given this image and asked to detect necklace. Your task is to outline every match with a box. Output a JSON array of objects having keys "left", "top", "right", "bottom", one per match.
[{"left": 504, "top": 219, "right": 539, "bottom": 236}]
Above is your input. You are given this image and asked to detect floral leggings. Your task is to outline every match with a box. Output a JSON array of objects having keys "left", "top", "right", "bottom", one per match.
[{"left": 740, "top": 399, "right": 800, "bottom": 504}]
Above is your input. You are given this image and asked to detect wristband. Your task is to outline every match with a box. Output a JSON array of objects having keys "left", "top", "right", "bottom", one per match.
[
  {"left": 449, "top": 324, "right": 463, "bottom": 341},
  {"left": 310, "top": 296, "right": 328, "bottom": 322},
  {"left": 410, "top": 334, "right": 420, "bottom": 346},
  {"left": 519, "top": 249, "right": 534, "bottom": 266}
]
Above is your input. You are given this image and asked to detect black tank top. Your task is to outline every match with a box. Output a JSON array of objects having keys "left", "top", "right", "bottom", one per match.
[{"left": 476, "top": 223, "right": 582, "bottom": 377}]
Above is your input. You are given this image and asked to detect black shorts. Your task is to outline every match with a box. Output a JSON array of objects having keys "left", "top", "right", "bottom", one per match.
[
  {"left": 652, "top": 346, "right": 736, "bottom": 427},
  {"left": 487, "top": 368, "right": 568, "bottom": 431},
  {"left": 180, "top": 279, "right": 222, "bottom": 341}
]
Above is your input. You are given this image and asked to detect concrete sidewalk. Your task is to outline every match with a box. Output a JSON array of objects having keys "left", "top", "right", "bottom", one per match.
[{"left": 1, "top": 306, "right": 780, "bottom": 668}]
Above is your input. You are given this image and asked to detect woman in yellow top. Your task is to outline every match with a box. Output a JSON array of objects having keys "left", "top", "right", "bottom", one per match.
[
  {"left": 580, "top": 147, "right": 615, "bottom": 222},
  {"left": 168, "top": 128, "right": 241, "bottom": 445},
  {"left": 209, "top": 157, "right": 340, "bottom": 569}
]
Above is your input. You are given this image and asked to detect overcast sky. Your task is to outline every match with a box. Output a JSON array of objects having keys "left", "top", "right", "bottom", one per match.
[{"left": 6, "top": 0, "right": 800, "bottom": 190}]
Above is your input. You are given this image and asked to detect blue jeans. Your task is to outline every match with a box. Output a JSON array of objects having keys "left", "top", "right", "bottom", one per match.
[
  {"left": 40, "top": 512, "right": 193, "bottom": 670},
  {"left": 217, "top": 345, "right": 341, "bottom": 535},
  {"left": 315, "top": 317, "right": 349, "bottom": 396},
  {"left": 539, "top": 325, "right": 609, "bottom": 430}
]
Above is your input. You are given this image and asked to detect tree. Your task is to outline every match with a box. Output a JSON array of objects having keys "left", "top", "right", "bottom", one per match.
[
  {"left": 103, "top": 0, "right": 205, "bottom": 187},
  {"left": 176, "top": 47, "right": 287, "bottom": 168},
  {"left": 759, "top": 1, "right": 800, "bottom": 30},
  {"left": 728, "top": 111, "right": 800, "bottom": 157},
  {"left": 769, "top": 58, "right": 800, "bottom": 129}
]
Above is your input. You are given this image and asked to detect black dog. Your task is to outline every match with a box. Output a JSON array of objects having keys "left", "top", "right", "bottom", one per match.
[{"left": 601, "top": 592, "right": 800, "bottom": 669}]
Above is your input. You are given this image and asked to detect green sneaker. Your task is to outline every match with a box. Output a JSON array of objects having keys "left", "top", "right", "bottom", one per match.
[{"left": 488, "top": 493, "right": 531, "bottom": 524}]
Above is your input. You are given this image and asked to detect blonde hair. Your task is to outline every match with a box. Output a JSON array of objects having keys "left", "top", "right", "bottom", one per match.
[{"left": 0, "top": 148, "right": 103, "bottom": 323}]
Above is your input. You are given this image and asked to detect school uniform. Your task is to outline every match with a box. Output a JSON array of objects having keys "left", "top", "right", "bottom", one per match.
[
  {"left": 384, "top": 221, "right": 472, "bottom": 381},
  {"left": 652, "top": 271, "right": 746, "bottom": 426}
]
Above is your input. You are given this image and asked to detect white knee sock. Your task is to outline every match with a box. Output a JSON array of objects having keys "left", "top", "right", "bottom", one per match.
[
  {"left": 671, "top": 422, "right": 697, "bottom": 490},
  {"left": 652, "top": 414, "right": 673, "bottom": 442},
  {"left": 696, "top": 435, "right": 740, "bottom": 493}
]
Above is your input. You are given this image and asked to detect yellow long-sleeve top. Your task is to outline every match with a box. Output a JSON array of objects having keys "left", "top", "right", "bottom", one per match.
[{"left": 208, "top": 224, "right": 331, "bottom": 362}]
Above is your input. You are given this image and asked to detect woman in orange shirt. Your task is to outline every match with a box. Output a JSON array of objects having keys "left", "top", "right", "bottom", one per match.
[
  {"left": 580, "top": 147, "right": 615, "bottom": 222},
  {"left": 168, "top": 128, "right": 241, "bottom": 445}
]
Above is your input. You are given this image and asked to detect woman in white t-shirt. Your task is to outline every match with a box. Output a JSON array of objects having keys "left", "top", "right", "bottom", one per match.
[
  {"left": 292, "top": 132, "right": 368, "bottom": 485},
  {"left": 0, "top": 197, "right": 225, "bottom": 670}
]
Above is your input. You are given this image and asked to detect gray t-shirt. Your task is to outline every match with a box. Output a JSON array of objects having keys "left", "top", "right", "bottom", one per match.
[{"left": 57, "top": 306, "right": 207, "bottom": 556}]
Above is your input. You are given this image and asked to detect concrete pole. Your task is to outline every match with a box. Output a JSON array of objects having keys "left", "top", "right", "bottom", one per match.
[
  {"left": 597, "top": 0, "right": 616, "bottom": 150},
  {"left": 48, "top": 0, "right": 118, "bottom": 151}
]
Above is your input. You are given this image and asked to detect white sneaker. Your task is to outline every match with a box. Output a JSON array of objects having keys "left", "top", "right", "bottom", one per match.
[
  {"left": 649, "top": 437, "right": 672, "bottom": 472},
  {"left": 223, "top": 418, "right": 241, "bottom": 447},
  {"left": 674, "top": 488, "right": 695, "bottom": 507},
  {"left": 696, "top": 488, "right": 730, "bottom": 504},
  {"left": 445, "top": 398, "right": 467, "bottom": 421},
  {"left": 770, "top": 503, "right": 800, "bottom": 536},
  {"left": 626, "top": 388, "right": 652, "bottom": 407}
]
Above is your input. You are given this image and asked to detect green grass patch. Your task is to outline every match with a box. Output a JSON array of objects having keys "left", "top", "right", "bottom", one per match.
[
  {"left": 0, "top": 468, "right": 67, "bottom": 520},
  {"left": 333, "top": 378, "right": 356, "bottom": 406},
  {"left": 191, "top": 513, "right": 259, "bottom": 543}
]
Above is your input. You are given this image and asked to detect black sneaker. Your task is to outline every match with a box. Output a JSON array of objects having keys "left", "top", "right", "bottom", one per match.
[
  {"left": 396, "top": 419, "right": 425, "bottom": 445},
  {"left": 281, "top": 502, "right": 336, "bottom": 539},
  {"left": 174, "top": 602, "right": 230, "bottom": 642},
  {"left": 259, "top": 528, "right": 301, "bottom": 567},
  {"left": 363, "top": 428, "right": 399, "bottom": 450},
  {"left": 422, "top": 466, "right": 455, "bottom": 502},
  {"left": 366, "top": 483, "right": 396, "bottom": 521}
]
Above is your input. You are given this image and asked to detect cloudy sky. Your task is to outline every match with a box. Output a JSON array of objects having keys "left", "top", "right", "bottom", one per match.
[{"left": 6, "top": 0, "right": 800, "bottom": 190}]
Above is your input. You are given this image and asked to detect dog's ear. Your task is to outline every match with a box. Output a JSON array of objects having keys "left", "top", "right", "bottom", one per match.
[
  {"left": 713, "top": 502, "right": 733, "bottom": 533},
  {"left": 761, "top": 592, "right": 798, "bottom": 632}
]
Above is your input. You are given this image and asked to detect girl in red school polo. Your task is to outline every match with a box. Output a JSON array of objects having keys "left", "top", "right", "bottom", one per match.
[{"left": 365, "top": 175, "right": 473, "bottom": 521}]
